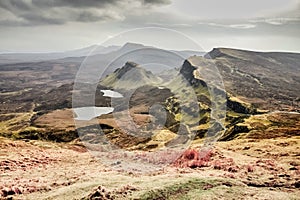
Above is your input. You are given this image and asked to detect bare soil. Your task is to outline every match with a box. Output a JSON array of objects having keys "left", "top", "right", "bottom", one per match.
[{"left": 1, "top": 136, "right": 299, "bottom": 200}]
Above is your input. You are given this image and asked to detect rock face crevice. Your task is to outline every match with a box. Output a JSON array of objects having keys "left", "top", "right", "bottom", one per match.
[{"left": 226, "top": 97, "right": 256, "bottom": 114}]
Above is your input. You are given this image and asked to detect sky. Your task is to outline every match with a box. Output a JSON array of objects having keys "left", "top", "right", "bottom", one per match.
[{"left": 0, "top": 0, "right": 299, "bottom": 53}]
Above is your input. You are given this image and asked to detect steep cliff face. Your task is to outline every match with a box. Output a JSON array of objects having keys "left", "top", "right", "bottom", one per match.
[
  {"left": 204, "top": 48, "right": 224, "bottom": 59},
  {"left": 179, "top": 59, "right": 207, "bottom": 88},
  {"left": 178, "top": 57, "right": 253, "bottom": 115}
]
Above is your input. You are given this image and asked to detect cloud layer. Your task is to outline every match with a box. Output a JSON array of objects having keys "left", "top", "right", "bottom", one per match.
[
  {"left": 0, "top": 0, "right": 298, "bottom": 52},
  {"left": 0, "top": 0, "right": 171, "bottom": 26}
]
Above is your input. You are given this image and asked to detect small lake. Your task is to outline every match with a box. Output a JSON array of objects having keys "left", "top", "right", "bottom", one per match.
[
  {"left": 73, "top": 106, "right": 114, "bottom": 120},
  {"left": 74, "top": 90, "right": 123, "bottom": 121},
  {"left": 73, "top": 107, "right": 114, "bottom": 121},
  {"left": 100, "top": 90, "right": 123, "bottom": 98}
]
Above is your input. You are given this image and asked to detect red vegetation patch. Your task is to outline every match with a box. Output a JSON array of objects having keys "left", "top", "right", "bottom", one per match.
[
  {"left": 0, "top": 181, "right": 51, "bottom": 198},
  {"left": 173, "top": 149, "right": 213, "bottom": 168},
  {"left": 172, "top": 148, "right": 256, "bottom": 174},
  {"left": 245, "top": 164, "right": 254, "bottom": 172},
  {"left": 0, "top": 154, "right": 59, "bottom": 172},
  {"left": 212, "top": 158, "right": 239, "bottom": 172},
  {"left": 256, "top": 159, "right": 277, "bottom": 171}
]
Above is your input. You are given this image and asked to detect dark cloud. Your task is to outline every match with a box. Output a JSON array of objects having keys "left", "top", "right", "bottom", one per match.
[
  {"left": 0, "top": 0, "right": 171, "bottom": 26},
  {"left": 0, "top": 0, "right": 32, "bottom": 11},
  {"left": 76, "top": 10, "right": 113, "bottom": 22},
  {"left": 143, "top": 0, "right": 171, "bottom": 5},
  {"left": 19, "top": 12, "right": 64, "bottom": 25},
  {"left": 32, "top": 0, "right": 117, "bottom": 8}
]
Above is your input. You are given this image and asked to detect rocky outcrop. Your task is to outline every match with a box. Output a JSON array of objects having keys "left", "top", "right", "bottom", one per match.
[
  {"left": 114, "top": 61, "right": 138, "bottom": 79},
  {"left": 179, "top": 60, "right": 207, "bottom": 88},
  {"left": 100, "top": 61, "right": 161, "bottom": 89},
  {"left": 204, "top": 48, "right": 224, "bottom": 59}
]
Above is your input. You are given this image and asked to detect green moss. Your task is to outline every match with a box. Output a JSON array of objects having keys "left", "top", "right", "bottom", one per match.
[{"left": 139, "top": 178, "right": 237, "bottom": 200}]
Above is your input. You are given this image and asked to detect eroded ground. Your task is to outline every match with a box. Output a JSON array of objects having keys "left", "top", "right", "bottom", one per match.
[{"left": 1, "top": 136, "right": 299, "bottom": 200}]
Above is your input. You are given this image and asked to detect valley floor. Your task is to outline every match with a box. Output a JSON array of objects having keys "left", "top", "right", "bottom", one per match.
[{"left": 0, "top": 136, "right": 299, "bottom": 200}]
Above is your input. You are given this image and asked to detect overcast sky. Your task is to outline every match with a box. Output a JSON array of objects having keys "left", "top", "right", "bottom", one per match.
[{"left": 0, "top": 0, "right": 299, "bottom": 52}]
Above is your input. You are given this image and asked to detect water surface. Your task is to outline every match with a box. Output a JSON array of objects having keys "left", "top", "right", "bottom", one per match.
[
  {"left": 100, "top": 90, "right": 123, "bottom": 98},
  {"left": 74, "top": 106, "right": 114, "bottom": 120}
]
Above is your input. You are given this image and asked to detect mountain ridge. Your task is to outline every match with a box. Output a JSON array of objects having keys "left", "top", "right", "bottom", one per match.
[
  {"left": 100, "top": 61, "right": 161, "bottom": 89},
  {"left": 203, "top": 47, "right": 300, "bottom": 111}
]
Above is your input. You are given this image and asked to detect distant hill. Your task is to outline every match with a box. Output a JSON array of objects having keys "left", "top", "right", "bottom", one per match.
[
  {"left": 204, "top": 48, "right": 300, "bottom": 111},
  {"left": 100, "top": 61, "right": 161, "bottom": 89},
  {"left": 0, "top": 45, "right": 120, "bottom": 64},
  {"left": 0, "top": 42, "right": 205, "bottom": 67},
  {"left": 75, "top": 43, "right": 206, "bottom": 83}
]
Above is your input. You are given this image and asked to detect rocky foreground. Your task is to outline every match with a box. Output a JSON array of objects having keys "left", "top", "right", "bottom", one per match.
[{"left": 1, "top": 135, "right": 299, "bottom": 199}]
